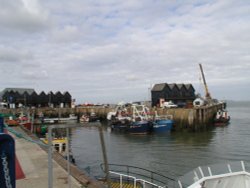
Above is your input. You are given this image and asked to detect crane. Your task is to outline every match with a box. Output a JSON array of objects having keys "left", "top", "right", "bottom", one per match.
[{"left": 199, "top": 63, "right": 212, "bottom": 100}]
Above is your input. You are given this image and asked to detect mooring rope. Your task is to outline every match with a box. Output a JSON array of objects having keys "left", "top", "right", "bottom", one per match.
[{"left": 4, "top": 124, "right": 48, "bottom": 147}]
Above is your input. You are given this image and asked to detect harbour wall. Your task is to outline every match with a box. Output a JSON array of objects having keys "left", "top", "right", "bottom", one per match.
[{"left": 0, "top": 102, "right": 226, "bottom": 131}]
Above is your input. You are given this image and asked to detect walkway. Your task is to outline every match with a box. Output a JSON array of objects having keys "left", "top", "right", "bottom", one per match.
[{"left": 13, "top": 127, "right": 82, "bottom": 188}]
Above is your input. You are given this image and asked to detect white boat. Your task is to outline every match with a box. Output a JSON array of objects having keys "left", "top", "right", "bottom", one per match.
[
  {"left": 107, "top": 102, "right": 131, "bottom": 121},
  {"left": 43, "top": 114, "right": 77, "bottom": 124},
  {"left": 177, "top": 161, "right": 250, "bottom": 188},
  {"left": 214, "top": 109, "right": 230, "bottom": 126},
  {"left": 106, "top": 161, "right": 250, "bottom": 188}
]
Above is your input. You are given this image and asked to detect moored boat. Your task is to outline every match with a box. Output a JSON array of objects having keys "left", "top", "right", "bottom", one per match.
[
  {"left": 153, "top": 112, "right": 173, "bottom": 133},
  {"left": 88, "top": 112, "right": 100, "bottom": 122},
  {"left": 214, "top": 109, "right": 230, "bottom": 126},
  {"left": 128, "top": 104, "right": 152, "bottom": 134},
  {"left": 80, "top": 114, "right": 89, "bottom": 123},
  {"left": 43, "top": 114, "right": 77, "bottom": 124},
  {"left": 128, "top": 120, "right": 152, "bottom": 134},
  {"left": 107, "top": 103, "right": 132, "bottom": 132},
  {"left": 111, "top": 118, "right": 130, "bottom": 132},
  {"left": 6, "top": 116, "right": 19, "bottom": 126}
]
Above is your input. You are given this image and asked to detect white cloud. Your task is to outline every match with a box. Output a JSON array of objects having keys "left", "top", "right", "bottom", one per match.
[
  {"left": 0, "top": 0, "right": 50, "bottom": 33},
  {"left": 50, "top": 25, "right": 81, "bottom": 43},
  {"left": 0, "top": 0, "right": 250, "bottom": 103}
]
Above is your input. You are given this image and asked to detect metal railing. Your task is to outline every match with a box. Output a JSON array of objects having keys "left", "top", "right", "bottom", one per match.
[
  {"left": 100, "top": 163, "right": 175, "bottom": 187},
  {"left": 109, "top": 171, "right": 164, "bottom": 188}
]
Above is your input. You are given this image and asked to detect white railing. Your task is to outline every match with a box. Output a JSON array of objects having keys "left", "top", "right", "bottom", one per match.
[
  {"left": 178, "top": 161, "right": 250, "bottom": 188},
  {"left": 109, "top": 171, "right": 165, "bottom": 188}
]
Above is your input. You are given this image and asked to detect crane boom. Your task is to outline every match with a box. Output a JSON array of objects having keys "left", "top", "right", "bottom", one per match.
[{"left": 199, "top": 64, "right": 212, "bottom": 100}]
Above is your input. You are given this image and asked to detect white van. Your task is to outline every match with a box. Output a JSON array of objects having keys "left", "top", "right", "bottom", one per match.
[{"left": 163, "top": 101, "right": 177, "bottom": 108}]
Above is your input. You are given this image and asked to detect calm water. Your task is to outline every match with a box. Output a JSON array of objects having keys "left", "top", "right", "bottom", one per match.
[{"left": 70, "top": 101, "right": 250, "bottom": 181}]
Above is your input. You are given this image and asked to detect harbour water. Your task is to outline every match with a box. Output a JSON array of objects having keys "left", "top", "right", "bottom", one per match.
[{"left": 70, "top": 101, "right": 250, "bottom": 182}]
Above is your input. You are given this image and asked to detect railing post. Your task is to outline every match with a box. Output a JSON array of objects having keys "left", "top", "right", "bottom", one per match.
[
  {"left": 98, "top": 126, "right": 111, "bottom": 188},
  {"left": 120, "top": 175, "right": 122, "bottom": 188},
  {"left": 48, "top": 127, "right": 53, "bottom": 188}
]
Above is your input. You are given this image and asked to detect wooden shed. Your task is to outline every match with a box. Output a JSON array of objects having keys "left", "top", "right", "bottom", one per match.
[{"left": 151, "top": 83, "right": 196, "bottom": 107}]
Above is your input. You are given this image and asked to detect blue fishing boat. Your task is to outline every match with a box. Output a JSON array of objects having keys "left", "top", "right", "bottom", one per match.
[
  {"left": 153, "top": 119, "right": 173, "bottom": 133},
  {"left": 128, "top": 104, "right": 152, "bottom": 134},
  {"left": 111, "top": 118, "right": 130, "bottom": 132},
  {"left": 153, "top": 113, "right": 173, "bottom": 133},
  {"left": 128, "top": 120, "right": 152, "bottom": 134}
]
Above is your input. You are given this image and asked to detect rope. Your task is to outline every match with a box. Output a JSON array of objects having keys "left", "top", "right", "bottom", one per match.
[{"left": 4, "top": 124, "right": 48, "bottom": 147}]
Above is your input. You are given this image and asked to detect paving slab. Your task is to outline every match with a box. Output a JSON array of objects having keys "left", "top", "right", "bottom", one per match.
[{"left": 12, "top": 127, "right": 82, "bottom": 188}]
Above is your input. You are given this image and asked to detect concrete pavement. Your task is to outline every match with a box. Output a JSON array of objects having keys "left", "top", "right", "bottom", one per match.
[{"left": 12, "top": 127, "right": 82, "bottom": 188}]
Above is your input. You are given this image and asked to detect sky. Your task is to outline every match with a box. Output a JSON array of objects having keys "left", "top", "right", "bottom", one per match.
[{"left": 0, "top": 0, "right": 249, "bottom": 104}]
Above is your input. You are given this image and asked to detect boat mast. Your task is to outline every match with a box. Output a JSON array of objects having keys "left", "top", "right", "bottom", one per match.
[{"left": 199, "top": 64, "right": 212, "bottom": 100}]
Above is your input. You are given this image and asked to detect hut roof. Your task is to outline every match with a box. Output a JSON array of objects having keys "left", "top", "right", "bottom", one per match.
[
  {"left": 151, "top": 83, "right": 195, "bottom": 92},
  {"left": 168, "top": 83, "right": 176, "bottom": 90},
  {"left": 1, "top": 88, "right": 35, "bottom": 95},
  {"left": 151, "top": 83, "right": 166, "bottom": 91}
]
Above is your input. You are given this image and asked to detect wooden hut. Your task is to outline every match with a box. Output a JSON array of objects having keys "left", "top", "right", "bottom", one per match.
[{"left": 151, "top": 83, "right": 196, "bottom": 107}]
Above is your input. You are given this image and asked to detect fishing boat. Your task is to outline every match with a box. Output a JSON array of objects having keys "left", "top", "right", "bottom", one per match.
[
  {"left": 153, "top": 112, "right": 173, "bottom": 133},
  {"left": 111, "top": 118, "right": 130, "bottom": 132},
  {"left": 107, "top": 102, "right": 130, "bottom": 121},
  {"left": 214, "top": 109, "right": 230, "bottom": 126},
  {"left": 40, "top": 136, "right": 76, "bottom": 164},
  {"left": 88, "top": 112, "right": 100, "bottom": 122},
  {"left": 80, "top": 114, "right": 90, "bottom": 123},
  {"left": 6, "top": 116, "right": 19, "bottom": 126},
  {"left": 80, "top": 112, "right": 100, "bottom": 123},
  {"left": 128, "top": 119, "right": 152, "bottom": 134},
  {"left": 107, "top": 103, "right": 132, "bottom": 132},
  {"left": 128, "top": 104, "right": 152, "bottom": 134},
  {"left": 41, "top": 137, "right": 67, "bottom": 153}
]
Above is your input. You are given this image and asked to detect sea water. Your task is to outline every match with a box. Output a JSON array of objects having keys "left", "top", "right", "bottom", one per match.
[{"left": 70, "top": 101, "right": 250, "bottom": 181}]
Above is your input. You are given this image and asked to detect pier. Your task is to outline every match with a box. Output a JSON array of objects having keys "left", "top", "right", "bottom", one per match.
[{"left": 0, "top": 102, "right": 226, "bottom": 131}]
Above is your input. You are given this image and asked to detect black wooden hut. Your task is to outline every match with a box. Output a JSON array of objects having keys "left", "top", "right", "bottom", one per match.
[
  {"left": 63, "top": 92, "right": 72, "bottom": 107},
  {"left": 55, "top": 91, "right": 63, "bottom": 107},
  {"left": 151, "top": 83, "right": 196, "bottom": 107},
  {"left": 30, "top": 91, "right": 38, "bottom": 107},
  {"left": 0, "top": 88, "right": 72, "bottom": 108}
]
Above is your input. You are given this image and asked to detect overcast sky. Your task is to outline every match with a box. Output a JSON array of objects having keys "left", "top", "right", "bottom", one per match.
[{"left": 0, "top": 0, "right": 249, "bottom": 103}]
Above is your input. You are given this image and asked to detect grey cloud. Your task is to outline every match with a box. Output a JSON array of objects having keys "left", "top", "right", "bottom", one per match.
[
  {"left": 0, "top": 0, "right": 51, "bottom": 33},
  {"left": 0, "top": 47, "right": 33, "bottom": 62}
]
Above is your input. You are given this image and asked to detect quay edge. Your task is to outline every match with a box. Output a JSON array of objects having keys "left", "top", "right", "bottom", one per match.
[{"left": 0, "top": 102, "right": 226, "bottom": 131}]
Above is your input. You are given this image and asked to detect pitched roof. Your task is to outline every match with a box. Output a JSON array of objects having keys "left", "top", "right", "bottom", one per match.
[
  {"left": 176, "top": 84, "right": 184, "bottom": 90},
  {"left": 151, "top": 83, "right": 166, "bottom": 91},
  {"left": 1, "top": 88, "right": 35, "bottom": 95},
  {"left": 168, "top": 83, "right": 176, "bottom": 89},
  {"left": 185, "top": 84, "right": 193, "bottom": 90},
  {"left": 151, "top": 83, "right": 195, "bottom": 92}
]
